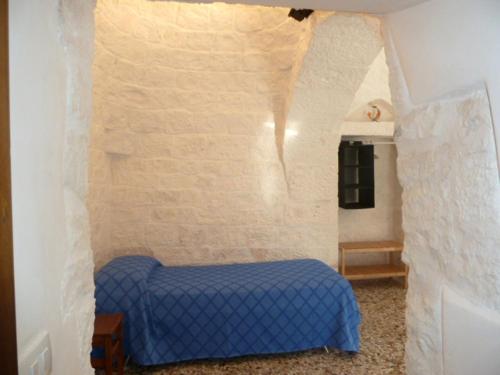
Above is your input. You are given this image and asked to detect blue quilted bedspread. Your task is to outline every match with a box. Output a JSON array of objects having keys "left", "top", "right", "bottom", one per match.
[{"left": 95, "top": 256, "right": 361, "bottom": 365}]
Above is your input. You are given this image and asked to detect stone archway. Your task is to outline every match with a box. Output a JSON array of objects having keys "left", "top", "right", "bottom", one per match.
[
  {"left": 57, "top": 1, "right": 391, "bottom": 373},
  {"left": 57, "top": 1, "right": 388, "bottom": 372}
]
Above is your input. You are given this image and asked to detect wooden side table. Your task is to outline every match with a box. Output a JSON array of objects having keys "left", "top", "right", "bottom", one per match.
[
  {"left": 91, "top": 313, "right": 125, "bottom": 375},
  {"left": 339, "top": 240, "right": 408, "bottom": 288}
]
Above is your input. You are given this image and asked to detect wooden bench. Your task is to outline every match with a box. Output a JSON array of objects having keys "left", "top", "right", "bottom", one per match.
[
  {"left": 339, "top": 240, "right": 408, "bottom": 288},
  {"left": 91, "top": 313, "right": 125, "bottom": 375}
]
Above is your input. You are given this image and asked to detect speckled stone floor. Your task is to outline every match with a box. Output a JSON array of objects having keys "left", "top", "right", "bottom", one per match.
[{"left": 124, "top": 279, "right": 406, "bottom": 375}]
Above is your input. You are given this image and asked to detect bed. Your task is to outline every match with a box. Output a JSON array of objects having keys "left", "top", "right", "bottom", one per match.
[{"left": 94, "top": 256, "right": 361, "bottom": 365}]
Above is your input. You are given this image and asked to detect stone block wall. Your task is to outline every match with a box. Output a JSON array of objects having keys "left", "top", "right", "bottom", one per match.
[
  {"left": 89, "top": 0, "right": 383, "bottom": 269},
  {"left": 385, "top": 20, "right": 500, "bottom": 373},
  {"left": 283, "top": 14, "right": 384, "bottom": 264},
  {"left": 397, "top": 86, "right": 500, "bottom": 375}
]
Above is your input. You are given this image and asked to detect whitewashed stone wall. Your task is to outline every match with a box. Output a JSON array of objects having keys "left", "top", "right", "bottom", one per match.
[
  {"left": 385, "top": 22, "right": 500, "bottom": 374},
  {"left": 59, "top": 1, "right": 98, "bottom": 371},
  {"left": 89, "top": 0, "right": 383, "bottom": 269},
  {"left": 59, "top": 0, "right": 96, "bottom": 372},
  {"left": 284, "top": 14, "right": 383, "bottom": 265},
  {"left": 395, "top": 87, "right": 500, "bottom": 374},
  {"left": 12, "top": 0, "right": 96, "bottom": 373}
]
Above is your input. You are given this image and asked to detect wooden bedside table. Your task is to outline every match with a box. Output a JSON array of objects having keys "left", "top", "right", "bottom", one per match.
[{"left": 91, "top": 313, "right": 125, "bottom": 375}]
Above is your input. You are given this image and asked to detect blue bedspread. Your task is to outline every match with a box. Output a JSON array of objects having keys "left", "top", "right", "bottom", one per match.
[{"left": 95, "top": 256, "right": 361, "bottom": 365}]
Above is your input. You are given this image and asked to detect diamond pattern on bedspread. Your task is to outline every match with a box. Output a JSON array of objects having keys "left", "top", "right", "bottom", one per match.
[{"left": 95, "top": 256, "right": 360, "bottom": 366}]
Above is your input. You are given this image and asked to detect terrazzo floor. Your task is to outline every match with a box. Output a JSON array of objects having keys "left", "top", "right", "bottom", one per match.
[{"left": 124, "top": 279, "right": 406, "bottom": 375}]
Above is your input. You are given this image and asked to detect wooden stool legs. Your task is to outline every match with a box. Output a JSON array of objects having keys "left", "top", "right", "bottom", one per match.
[
  {"left": 116, "top": 319, "right": 124, "bottom": 375},
  {"left": 91, "top": 313, "right": 125, "bottom": 375},
  {"left": 104, "top": 336, "right": 113, "bottom": 375}
]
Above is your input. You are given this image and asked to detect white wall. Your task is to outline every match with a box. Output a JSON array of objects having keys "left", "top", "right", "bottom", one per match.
[
  {"left": 392, "top": 85, "right": 500, "bottom": 375},
  {"left": 442, "top": 287, "right": 500, "bottom": 375},
  {"left": 9, "top": 0, "right": 52, "bottom": 357},
  {"left": 384, "top": 1, "right": 500, "bottom": 374},
  {"left": 10, "top": 0, "right": 95, "bottom": 374},
  {"left": 89, "top": 0, "right": 383, "bottom": 269},
  {"left": 385, "top": 0, "right": 500, "bottom": 167},
  {"left": 282, "top": 13, "right": 383, "bottom": 268},
  {"left": 339, "top": 50, "right": 402, "bottom": 265}
]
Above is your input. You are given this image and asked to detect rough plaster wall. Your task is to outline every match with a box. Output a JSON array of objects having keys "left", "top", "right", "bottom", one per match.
[
  {"left": 10, "top": 0, "right": 96, "bottom": 374},
  {"left": 384, "top": 0, "right": 500, "bottom": 169},
  {"left": 90, "top": 0, "right": 322, "bottom": 268},
  {"left": 59, "top": 1, "right": 97, "bottom": 372},
  {"left": 396, "top": 86, "right": 500, "bottom": 375},
  {"left": 384, "top": 17, "right": 500, "bottom": 374},
  {"left": 272, "top": 11, "right": 320, "bottom": 183},
  {"left": 284, "top": 14, "right": 383, "bottom": 266},
  {"left": 89, "top": 1, "right": 383, "bottom": 269}
]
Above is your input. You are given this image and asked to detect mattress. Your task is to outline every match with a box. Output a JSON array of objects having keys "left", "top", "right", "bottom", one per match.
[{"left": 95, "top": 256, "right": 361, "bottom": 365}]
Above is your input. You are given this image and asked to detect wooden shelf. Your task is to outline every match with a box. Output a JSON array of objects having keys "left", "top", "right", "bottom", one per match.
[
  {"left": 344, "top": 264, "right": 407, "bottom": 280},
  {"left": 339, "top": 202, "right": 375, "bottom": 210},
  {"left": 343, "top": 164, "right": 371, "bottom": 168},
  {"left": 343, "top": 184, "right": 374, "bottom": 189},
  {"left": 339, "top": 241, "right": 403, "bottom": 254},
  {"left": 339, "top": 141, "right": 374, "bottom": 209},
  {"left": 339, "top": 240, "right": 407, "bottom": 288}
]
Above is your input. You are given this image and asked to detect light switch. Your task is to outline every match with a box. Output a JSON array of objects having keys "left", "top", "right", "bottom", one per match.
[
  {"left": 29, "top": 360, "right": 40, "bottom": 375},
  {"left": 41, "top": 347, "right": 51, "bottom": 374},
  {"left": 20, "top": 331, "right": 51, "bottom": 375}
]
